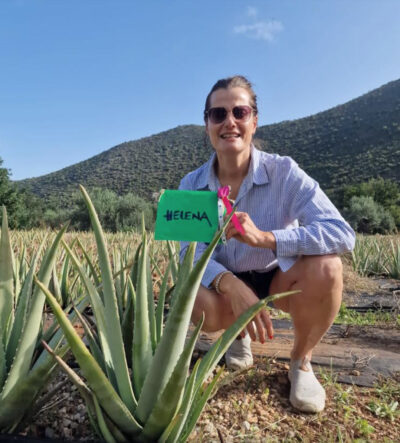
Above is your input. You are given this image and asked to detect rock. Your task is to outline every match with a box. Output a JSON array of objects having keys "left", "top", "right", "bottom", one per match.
[
  {"left": 247, "top": 415, "right": 258, "bottom": 424},
  {"left": 242, "top": 420, "right": 251, "bottom": 431},
  {"left": 204, "top": 421, "right": 216, "bottom": 434}
]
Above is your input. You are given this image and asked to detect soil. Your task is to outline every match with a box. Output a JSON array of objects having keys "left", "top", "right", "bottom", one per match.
[{"left": 9, "top": 264, "right": 400, "bottom": 441}]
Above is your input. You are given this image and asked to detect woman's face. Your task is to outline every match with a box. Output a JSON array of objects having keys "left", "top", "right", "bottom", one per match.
[{"left": 206, "top": 87, "right": 257, "bottom": 157}]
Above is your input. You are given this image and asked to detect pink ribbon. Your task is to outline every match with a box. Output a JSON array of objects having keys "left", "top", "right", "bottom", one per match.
[{"left": 217, "top": 186, "right": 245, "bottom": 235}]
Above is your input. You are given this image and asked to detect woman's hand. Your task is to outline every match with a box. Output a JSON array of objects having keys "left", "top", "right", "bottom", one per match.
[
  {"left": 218, "top": 273, "right": 273, "bottom": 343},
  {"left": 226, "top": 211, "right": 276, "bottom": 250}
]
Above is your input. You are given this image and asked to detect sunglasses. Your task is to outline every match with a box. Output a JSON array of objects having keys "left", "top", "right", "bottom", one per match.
[{"left": 206, "top": 105, "right": 253, "bottom": 124}]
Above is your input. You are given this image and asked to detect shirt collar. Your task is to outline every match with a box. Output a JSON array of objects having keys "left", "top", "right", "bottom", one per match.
[{"left": 195, "top": 145, "right": 270, "bottom": 193}]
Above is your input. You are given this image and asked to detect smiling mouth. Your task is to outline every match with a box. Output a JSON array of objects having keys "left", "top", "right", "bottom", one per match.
[{"left": 221, "top": 134, "right": 240, "bottom": 139}]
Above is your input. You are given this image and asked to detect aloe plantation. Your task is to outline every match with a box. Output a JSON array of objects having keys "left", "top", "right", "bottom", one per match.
[{"left": 0, "top": 187, "right": 293, "bottom": 442}]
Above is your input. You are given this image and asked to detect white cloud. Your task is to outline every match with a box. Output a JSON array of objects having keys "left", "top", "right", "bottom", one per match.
[
  {"left": 247, "top": 6, "right": 258, "bottom": 18},
  {"left": 234, "top": 20, "right": 283, "bottom": 42}
]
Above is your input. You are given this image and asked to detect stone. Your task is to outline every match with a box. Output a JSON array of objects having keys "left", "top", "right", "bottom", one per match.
[{"left": 242, "top": 420, "right": 251, "bottom": 431}]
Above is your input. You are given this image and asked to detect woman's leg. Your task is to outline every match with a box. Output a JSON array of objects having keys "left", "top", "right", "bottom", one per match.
[
  {"left": 191, "top": 285, "right": 254, "bottom": 369},
  {"left": 269, "top": 254, "right": 343, "bottom": 361},
  {"left": 269, "top": 254, "right": 343, "bottom": 412},
  {"left": 191, "top": 285, "right": 236, "bottom": 332}
]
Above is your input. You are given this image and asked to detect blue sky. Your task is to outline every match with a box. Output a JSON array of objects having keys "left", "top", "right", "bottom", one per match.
[{"left": 1, "top": 0, "right": 399, "bottom": 180}]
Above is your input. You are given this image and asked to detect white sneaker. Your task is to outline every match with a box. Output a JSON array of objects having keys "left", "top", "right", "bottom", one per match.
[
  {"left": 288, "top": 357, "right": 325, "bottom": 413},
  {"left": 225, "top": 334, "right": 253, "bottom": 370}
]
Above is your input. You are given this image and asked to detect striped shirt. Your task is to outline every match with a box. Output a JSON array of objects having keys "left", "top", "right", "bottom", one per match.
[{"left": 179, "top": 146, "right": 355, "bottom": 288}]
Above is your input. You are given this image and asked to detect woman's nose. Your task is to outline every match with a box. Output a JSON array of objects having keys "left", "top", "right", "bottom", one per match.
[{"left": 224, "top": 111, "right": 236, "bottom": 127}]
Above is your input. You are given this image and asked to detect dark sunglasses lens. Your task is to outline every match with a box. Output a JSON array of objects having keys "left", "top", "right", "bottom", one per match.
[
  {"left": 208, "top": 107, "right": 227, "bottom": 123},
  {"left": 233, "top": 106, "right": 251, "bottom": 120}
]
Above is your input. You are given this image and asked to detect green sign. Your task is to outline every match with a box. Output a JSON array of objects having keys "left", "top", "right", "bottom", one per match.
[{"left": 155, "top": 190, "right": 219, "bottom": 242}]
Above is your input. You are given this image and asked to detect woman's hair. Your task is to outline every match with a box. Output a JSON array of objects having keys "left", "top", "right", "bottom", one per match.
[{"left": 203, "top": 75, "right": 258, "bottom": 122}]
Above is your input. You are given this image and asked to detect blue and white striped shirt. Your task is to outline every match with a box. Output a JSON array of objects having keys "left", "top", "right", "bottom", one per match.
[{"left": 179, "top": 146, "right": 355, "bottom": 288}]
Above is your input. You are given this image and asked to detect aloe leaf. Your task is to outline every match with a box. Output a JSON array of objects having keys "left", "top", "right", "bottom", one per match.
[
  {"left": 132, "top": 233, "right": 153, "bottom": 398},
  {"left": 73, "top": 306, "right": 106, "bottom": 373},
  {"left": 11, "top": 246, "right": 20, "bottom": 306},
  {"left": 166, "top": 241, "right": 178, "bottom": 285},
  {"left": 121, "top": 276, "right": 135, "bottom": 364},
  {"left": 178, "top": 365, "right": 225, "bottom": 443},
  {"left": 76, "top": 238, "right": 101, "bottom": 288},
  {"left": 0, "top": 207, "right": 14, "bottom": 347},
  {"left": 62, "top": 240, "right": 118, "bottom": 390},
  {"left": 150, "top": 253, "right": 163, "bottom": 280},
  {"left": 18, "top": 244, "right": 26, "bottom": 282},
  {"left": 33, "top": 296, "right": 89, "bottom": 370},
  {"left": 155, "top": 261, "right": 171, "bottom": 343},
  {"left": 168, "top": 241, "right": 194, "bottom": 309},
  {"left": 129, "top": 242, "right": 142, "bottom": 290},
  {"left": 42, "top": 340, "right": 93, "bottom": 403},
  {"left": 41, "top": 341, "right": 103, "bottom": 439},
  {"left": 5, "top": 247, "right": 41, "bottom": 370},
  {"left": 36, "top": 278, "right": 142, "bottom": 436},
  {"left": 136, "top": 217, "right": 229, "bottom": 424},
  {"left": 1, "top": 224, "right": 68, "bottom": 400},
  {"left": 96, "top": 401, "right": 131, "bottom": 443},
  {"left": 60, "top": 248, "right": 71, "bottom": 306},
  {"left": 146, "top": 250, "right": 157, "bottom": 352},
  {"left": 43, "top": 341, "right": 118, "bottom": 442},
  {"left": 0, "top": 327, "right": 6, "bottom": 390},
  {"left": 51, "top": 265, "right": 63, "bottom": 305},
  {"left": 93, "top": 395, "right": 118, "bottom": 443},
  {"left": 162, "top": 359, "right": 201, "bottom": 443},
  {"left": 142, "top": 315, "right": 204, "bottom": 440},
  {"left": 80, "top": 185, "right": 136, "bottom": 412},
  {"left": 113, "top": 249, "right": 123, "bottom": 318},
  {"left": 0, "top": 342, "right": 69, "bottom": 430}
]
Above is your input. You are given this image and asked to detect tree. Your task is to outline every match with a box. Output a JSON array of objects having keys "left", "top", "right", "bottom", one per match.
[
  {"left": 68, "top": 187, "right": 154, "bottom": 232},
  {"left": 0, "top": 157, "right": 22, "bottom": 228}
]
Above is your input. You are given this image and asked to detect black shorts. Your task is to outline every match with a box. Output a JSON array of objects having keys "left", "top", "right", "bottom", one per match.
[{"left": 234, "top": 268, "right": 278, "bottom": 299}]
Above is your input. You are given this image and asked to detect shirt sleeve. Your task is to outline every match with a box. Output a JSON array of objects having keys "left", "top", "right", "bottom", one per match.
[
  {"left": 271, "top": 158, "right": 355, "bottom": 270},
  {"left": 178, "top": 174, "right": 228, "bottom": 288}
]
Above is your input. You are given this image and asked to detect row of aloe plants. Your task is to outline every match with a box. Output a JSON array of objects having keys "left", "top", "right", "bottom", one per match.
[
  {"left": 0, "top": 207, "right": 89, "bottom": 432},
  {"left": 350, "top": 234, "right": 400, "bottom": 278},
  {"left": 1, "top": 188, "right": 293, "bottom": 441}
]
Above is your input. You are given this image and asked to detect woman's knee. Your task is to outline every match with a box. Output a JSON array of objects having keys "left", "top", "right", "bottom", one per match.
[
  {"left": 191, "top": 285, "right": 234, "bottom": 331},
  {"left": 301, "top": 254, "right": 343, "bottom": 288}
]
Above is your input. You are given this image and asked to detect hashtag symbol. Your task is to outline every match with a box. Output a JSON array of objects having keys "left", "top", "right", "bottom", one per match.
[{"left": 163, "top": 210, "right": 173, "bottom": 221}]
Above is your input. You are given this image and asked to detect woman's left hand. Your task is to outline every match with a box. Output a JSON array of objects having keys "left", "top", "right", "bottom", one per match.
[{"left": 225, "top": 211, "right": 276, "bottom": 250}]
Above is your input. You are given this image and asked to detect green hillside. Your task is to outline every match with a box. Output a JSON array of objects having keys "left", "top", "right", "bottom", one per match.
[{"left": 18, "top": 78, "right": 400, "bottom": 204}]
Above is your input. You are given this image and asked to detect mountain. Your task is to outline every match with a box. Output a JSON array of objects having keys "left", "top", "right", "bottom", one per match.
[{"left": 18, "top": 79, "right": 400, "bottom": 205}]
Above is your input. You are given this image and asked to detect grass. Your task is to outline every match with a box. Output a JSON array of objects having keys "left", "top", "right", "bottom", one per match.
[{"left": 335, "top": 303, "right": 400, "bottom": 328}]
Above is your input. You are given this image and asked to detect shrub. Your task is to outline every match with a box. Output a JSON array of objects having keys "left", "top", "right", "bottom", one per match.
[{"left": 345, "top": 195, "right": 396, "bottom": 234}]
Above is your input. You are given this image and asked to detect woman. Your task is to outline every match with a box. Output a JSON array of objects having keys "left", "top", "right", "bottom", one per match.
[{"left": 179, "top": 76, "right": 355, "bottom": 413}]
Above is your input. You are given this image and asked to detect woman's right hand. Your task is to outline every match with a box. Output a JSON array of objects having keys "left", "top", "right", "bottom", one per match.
[{"left": 217, "top": 273, "right": 274, "bottom": 343}]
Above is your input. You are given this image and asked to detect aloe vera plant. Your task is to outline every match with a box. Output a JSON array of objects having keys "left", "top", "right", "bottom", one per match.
[
  {"left": 0, "top": 207, "right": 87, "bottom": 432},
  {"left": 39, "top": 186, "right": 294, "bottom": 442}
]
